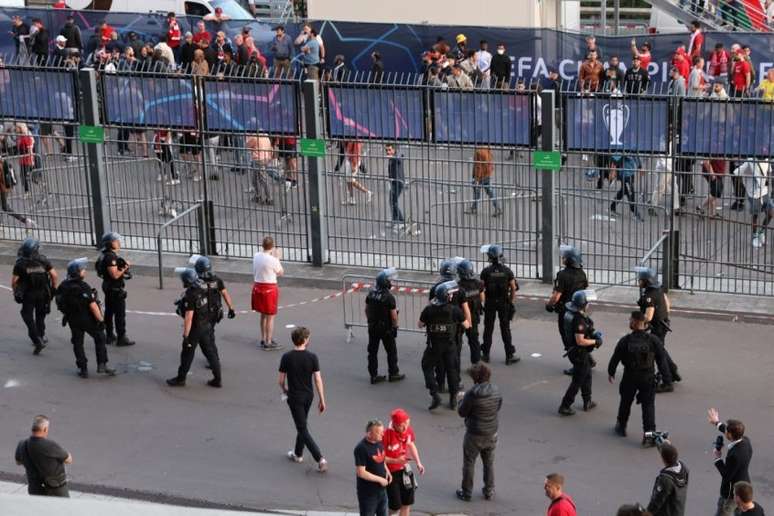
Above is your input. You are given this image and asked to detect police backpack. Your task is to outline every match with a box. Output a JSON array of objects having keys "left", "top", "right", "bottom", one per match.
[
  {"left": 95, "top": 252, "right": 108, "bottom": 279},
  {"left": 203, "top": 279, "right": 224, "bottom": 323},
  {"left": 19, "top": 257, "right": 50, "bottom": 292},
  {"left": 627, "top": 337, "right": 655, "bottom": 371}
]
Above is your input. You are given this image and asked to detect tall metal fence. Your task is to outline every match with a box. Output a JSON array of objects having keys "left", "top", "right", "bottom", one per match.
[{"left": 1, "top": 62, "right": 772, "bottom": 296}]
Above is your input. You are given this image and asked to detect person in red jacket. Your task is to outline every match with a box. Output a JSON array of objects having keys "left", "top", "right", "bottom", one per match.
[
  {"left": 166, "top": 12, "right": 182, "bottom": 62},
  {"left": 545, "top": 473, "right": 577, "bottom": 516},
  {"left": 731, "top": 50, "right": 752, "bottom": 97},
  {"left": 708, "top": 43, "right": 731, "bottom": 83},
  {"left": 688, "top": 21, "right": 703, "bottom": 59},
  {"left": 672, "top": 46, "right": 690, "bottom": 81}
]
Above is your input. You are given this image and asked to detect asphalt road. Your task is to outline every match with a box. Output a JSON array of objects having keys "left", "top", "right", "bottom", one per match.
[{"left": 1, "top": 271, "right": 774, "bottom": 515}]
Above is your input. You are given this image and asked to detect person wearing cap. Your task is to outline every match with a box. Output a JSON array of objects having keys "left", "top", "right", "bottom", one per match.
[
  {"left": 29, "top": 18, "right": 49, "bottom": 64},
  {"left": 490, "top": 43, "right": 511, "bottom": 89},
  {"left": 53, "top": 35, "right": 68, "bottom": 64},
  {"left": 365, "top": 268, "right": 404, "bottom": 384},
  {"left": 545, "top": 245, "right": 588, "bottom": 372},
  {"left": 270, "top": 25, "right": 293, "bottom": 78},
  {"left": 452, "top": 34, "right": 467, "bottom": 61},
  {"left": 55, "top": 258, "right": 116, "bottom": 378},
  {"left": 623, "top": 52, "right": 649, "bottom": 94},
  {"left": 96, "top": 233, "right": 135, "bottom": 347},
  {"left": 608, "top": 311, "right": 671, "bottom": 446},
  {"left": 59, "top": 15, "right": 82, "bottom": 51},
  {"left": 383, "top": 408, "right": 424, "bottom": 515},
  {"left": 203, "top": 6, "right": 231, "bottom": 23},
  {"left": 13, "top": 239, "right": 56, "bottom": 355}
]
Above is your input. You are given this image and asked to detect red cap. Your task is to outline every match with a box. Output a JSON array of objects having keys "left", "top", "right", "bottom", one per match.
[{"left": 391, "top": 408, "right": 410, "bottom": 426}]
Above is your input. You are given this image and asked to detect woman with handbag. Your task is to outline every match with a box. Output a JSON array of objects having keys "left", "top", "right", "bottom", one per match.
[
  {"left": 0, "top": 155, "right": 34, "bottom": 227},
  {"left": 383, "top": 408, "right": 425, "bottom": 516}
]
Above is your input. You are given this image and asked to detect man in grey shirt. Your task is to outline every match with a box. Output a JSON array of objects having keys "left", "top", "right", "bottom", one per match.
[
  {"left": 668, "top": 67, "right": 687, "bottom": 96},
  {"left": 271, "top": 25, "right": 293, "bottom": 78},
  {"left": 15, "top": 415, "right": 73, "bottom": 497}
]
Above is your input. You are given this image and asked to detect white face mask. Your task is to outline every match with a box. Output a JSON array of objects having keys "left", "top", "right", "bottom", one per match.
[
  {"left": 442, "top": 62, "right": 450, "bottom": 68},
  {"left": 497, "top": 49, "right": 505, "bottom": 55}
]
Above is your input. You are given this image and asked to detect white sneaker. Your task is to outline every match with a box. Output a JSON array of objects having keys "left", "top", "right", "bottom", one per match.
[
  {"left": 342, "top": 198, "right": 355, "bottom": 206},
  {"left": 759, "top": 231, "right": 766, "bottom": 246},
  {"left": 752, "top": 234, "right": 762, "bottom": 248},
  {"left": 286, "top": 451, "right": 303, "bottom": 463},
  {"left": 285, "top": 180, "right": 292, "bottom": 192},
  {"left": 24, "top": 218, "right": 36, "bottom": 229},
  {"left": 366, "top": 191, "right": 373, "bottom": 203},
  {"left": 317, "top": 458, "right": 328, "bottom": 473},
  {"left": 165, "top": 179, "right": 181, "bottom": 186},
  {"left": 157, "top": 174, "right": 162, "bottom": 182}
]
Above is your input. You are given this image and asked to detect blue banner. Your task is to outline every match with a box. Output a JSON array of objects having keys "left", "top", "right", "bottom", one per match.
[
  {"left": 326, "top": 86, "right": 425, "bottom": 141},
  {"left": 680, "top": 99, "right": 774, "bottom": 158},
  {"left": 102, "top": 74, "right": 196, "bottom": 128},
  {"left": 0, "top": 68, "right": 76, "bottom": 122},
  {"left": 433, "top": 90, "right": 531, "bottom": 146},
  {"left": 564, "top": 95, "right": 669, "bottom": 153},
  {"left": 204, "top": 80, "right": 298, "bottom": 134}
]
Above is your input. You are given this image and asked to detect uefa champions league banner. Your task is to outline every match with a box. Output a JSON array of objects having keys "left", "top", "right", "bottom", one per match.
[
  {"left": 102, "top": 74, "right": 197, "bottom": 128},
  {"left": 326, "top": 86, "right": 425, "bottom": 140},
  {"left": 680, "top": 99, "right": 774, "bottom": 158},
  {"left": 0, "top": 68, "right": 76, "bottom": 122},
  {"left": 204, "top": 80, "right": 298, "bottom": 134},
  {"left": 564, "top": 95, "right": 669, "bottom": 153}
]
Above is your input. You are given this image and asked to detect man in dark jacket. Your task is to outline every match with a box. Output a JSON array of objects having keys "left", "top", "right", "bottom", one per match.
[
  {"left": 456, "top": 363, "right": 501, "bottom": 502},
  {"left": 59, "top": 15, "right": 82, "bottom": 51},
  {"left": 647, "top": 443, "right": 689, "bottom": 516},
  {"left": 707, "top": 408, "right": 753, "bottom": 516},
  {"left": 30, "top": 18, "right": 49, "bottom": 64},
  {"left": 490, "top": 43, "right": 511, "bottom": 89}
]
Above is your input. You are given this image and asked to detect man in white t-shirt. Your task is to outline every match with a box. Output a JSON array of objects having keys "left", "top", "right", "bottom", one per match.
[
  {"left": 733, "top": 161, "right": 773, "bottom": 248},
  {"left": 252, "top": 236, "right": 284, "bottom": 349}
]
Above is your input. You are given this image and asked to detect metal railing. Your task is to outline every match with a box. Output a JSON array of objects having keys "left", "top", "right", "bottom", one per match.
[{"left": 156, "top": 202, "right": 206, "bottom": 290}]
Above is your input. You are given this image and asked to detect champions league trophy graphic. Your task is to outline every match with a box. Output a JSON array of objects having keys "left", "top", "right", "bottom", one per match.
[{"left": 602, "top": 101, "right": 630, "bottom": 146}]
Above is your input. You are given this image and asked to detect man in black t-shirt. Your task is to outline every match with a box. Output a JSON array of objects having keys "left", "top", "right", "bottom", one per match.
[
  {"left": 734, "top": 482, "right": 765, "bottom": 516},
  {"left": 278, "top": 327, "right": 328, "bottom": 473},
  {"left": 15, "top": 415, "right": 72, "bottom": 497},
  {"left": 355, "top": 419, "right": 391, "bottom": 516}
]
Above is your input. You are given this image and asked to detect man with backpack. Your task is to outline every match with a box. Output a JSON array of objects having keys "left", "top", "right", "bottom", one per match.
[
  {"left": 55, "top": 258, "right": 116, "bottom": 378},
  {"left": 190, "top": 255, "right": 236, "bottom": 367},
  {"left": 95, "top": 233, "right": 135, "bottom": 347},
  {"left": 608, "top": 312, "right": 671, "bottom": 447},
  {"left": 12, "top": 239, "right": 57, "bottom": 355}
]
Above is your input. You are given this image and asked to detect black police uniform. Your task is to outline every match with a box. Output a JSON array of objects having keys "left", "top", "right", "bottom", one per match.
[
  {"left": 559, "top": 311, "right": 595, "bottom": 409},
  {"left": 608, "top": 329, "right": 671, "bottom": 433},
  {"left": 200, "top": 273, "right": 226, "bottom": 361},
  {"left": 428, "top": 280, "right": 463, "bottom": 391},
  {"left": 96, "top": 249, "right": 128, "bottom": 342},
  {"left": 420, "top": 302, "right": 464, "bottom": 398},
  {"left": 480, "top": 262, "right": 517, "bottom": 360},
  {"left": 458, "top": 277, "right": 484, "bottom": 364},
  {"left": 552, "top": 267, "right": 588, "bottom": 345},
  {"left": 638, "top": 286, "right": 680, "bottom": 382},
  {"left": 171, "top": 283, "right": 222, "bottom": 385},
  {"left": 13, "top": 254, "right": 53, "bottom": 350},
  {"left": 365, "top": 286, "right": 400, "bottom": 379},
  {"left": 56, "top": 278, "right": 109, "bottom": 372}
]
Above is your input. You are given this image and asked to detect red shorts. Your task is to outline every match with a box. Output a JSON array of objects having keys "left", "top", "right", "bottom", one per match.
[{"left": 252, "top": 282, "right": 279, "bottom": 315}]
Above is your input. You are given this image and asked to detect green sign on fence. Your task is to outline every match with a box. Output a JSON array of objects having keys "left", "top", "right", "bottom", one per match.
[
  {"left": 79, "top": 125, "right": 105, "bottom": 144},
  {"left": 532, "top": 150, "right": 562, "bottom": 171},
  {"left": 299, "top": 138, "right": 326, "bottom": 157}
]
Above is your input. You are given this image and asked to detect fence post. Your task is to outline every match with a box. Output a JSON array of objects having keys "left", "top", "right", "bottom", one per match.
[
  {"left": 78, "top": 68, "right": 109, "bottom": 246},
  {"left": 540, "top": 90, "right": 557, "bottom": 284},
  {"left": 302, "top": 79, "right": 328, "bottom": 267},
  {"left": 663, "top": 229, "right": 680, "bottom": 292}
]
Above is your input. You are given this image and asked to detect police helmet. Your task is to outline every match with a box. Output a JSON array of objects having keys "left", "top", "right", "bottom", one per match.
[
  {"left": 175, "top": 267, "right": 199, "bottom": 288},
  {"left": 559, "top": 244, "right": 582, "bottom": 268},
  {"left": 19, "top": 238, "right": 40, "bottom": 258},
  {"left": 457, "top": 259, "right": 476, "bottom": 280},
  {"left": 101, "top": 232, "right": 122, "bottom": 249},
  {"left": 439, "top": 258, "right": 463, "bottom": 281},
  {"left": 566, "top": 289, "right": 597, "bottom": 312},
  {"left": 432, "top": 280, "right": 458, "bottom": 306},
  {"left": 481, "top": 244, "right": 503, "bottom": 263},
  {"left": 67, "top": 257, "right": 89, "bottom": 279},
  {"left": 635, "top": 266, "right": 660, "bottom": 288},
  {"left": 375, "top": 267, "right": 397, "bottom": 289},
  {"left": 189, "top": 254, "right": 212, "bottom": 277}
]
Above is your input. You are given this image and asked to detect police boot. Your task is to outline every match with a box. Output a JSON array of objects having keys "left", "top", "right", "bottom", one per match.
[
  {"left": 207, "top": 378, "right": 222, "bottom": 388},
  {"left": 481, "top": 353, "right": 490, "bottom": 363},
  {"left": 166, "top": 377, "right": 186, "bottom": 387},
  {"left": 563, "top": 367, "right": 574, "bottom": 376},
  {"left": 428, "top": 393, "right": 442, "bottom": 411},
  {"left": 32, "top": 341, "right": 46, "bottom": 356},
  {"left": 589, "top": 356, "right": 597, "bottom": 368},
  {"left": 77, "top": 367, "right": 88, "bottom": 379},
  {"left": 370, "top": 375, "right": 387, "bottom": 385},
  {"left": 97, "top": 363, "right": 116, "bottom": 376},
  {"left": 641, "top": 434, "right": 657, "bottom": 448},
  {"left": 388, "top": 373, "right": 405, "bottom": 383},
  {"left": 505, "top": 354, "right": 521, "bottom": 365},
  {"left": 582, "top": 399, "right": 597, "bottom": 411},
  {"left": 656, "top": 383, "right": 674, "bottom": 393},
  {"left": 106, "top": 333, "right": 117, "bottom": 345},
  {"left": 557, "top": 405, "right": 575, "bottom": 416},
  {"left": 448, "top": 392, "right": 458, "bottom": 410},
  {"left": 614, "top": 422, "right": 627, "bottom": 437},
  {"left": 116, "top": 335, "right": 136, "bottom": 347}
]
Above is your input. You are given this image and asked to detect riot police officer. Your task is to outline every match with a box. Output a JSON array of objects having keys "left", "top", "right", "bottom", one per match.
[
  {"left": 11, "top": 238, "right": 58, "bottom": 355},
  {"left": 457, "top": 259, "right": 484, "bottom": 365},
  {"left": 364, "top": 268, "right": 404, "bottom": 384},
  {"left": 429, "top": 258, "right": 470, "bottom": 392},
  {"left": 95, "top": 233, "right": 135, "bottom": 347},
  {"left": 558, "top": 290, "right": 602, "bottom": 416},
  {"left": 545, "top": 245, "right": 588, "bottom": 375},
  {"left": 608, "top": 311, "right": 672, "bottom": 447},
  {"left": 480, "top": 245, "right": 519, "bottom": 365},
  {"left": 55, "top": 258, "right": 116, "bottom": 378},
  {"left": 166, "top": 268, "right": 222, "bottom": 388},
  {"left": 191, "top": 255, "right": 236, "bottom": 367},
  {"left": 419, "top": 281, "right": 469, "bottom": 411},
  {"left": 635, "top": 267, "right": 680, "bottom": 392}
]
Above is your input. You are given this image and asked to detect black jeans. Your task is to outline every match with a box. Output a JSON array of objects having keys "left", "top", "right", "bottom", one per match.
[
  {"left": 617, "top": 374, "right": 656, "bottom": 432},
  {"left": 1, "top": 191, "right": 26, "bottom": 222},
  {"left": 421, "top": 341, "right": 457, "bottom": 395},
  {"left": 20, "top": 293, "right": 48, "bottom": 347},
  {"left": 464, "top": 314, "right": 481, "bottom": 364},
  {"left": 175, "top": 325, "right": 221, "bottom": 382},
  {"left": 288, "top": 396, "right": 322, "bottom": 462},
  {"left": 651, "top": 325, "right": 679, "bottom": 383},
  {"left": 611, "top": 176, "right": 638, "bottom": 214},
  {"left": 390, "top": 181, "right": 404, "bottom": 223},
  {"left": 367, "top": 327, "right": 399, "bottom": 378},
  {"left": 28, "top": 482, "right": 70, "bottom": 497},
  {"left": 561, "top": 350, "right": 592, "bottom": 408},
  {"left": 357, "top": 488, "right": 388, "bottom": 516},
  {"left": 461, "top": 432, "right": 497, "bottom": 497},
  {"left": 482, "top": 303, "right": 514, "bottom": 358},
  {"left": 70, "top": 323, "right": 108, "bottom": 369},
  {"left": 63, "top": 125, "right": 74, "bottom": 154},
  {"left": 103, "top": 287, "right": 127, "bottom": 338}
]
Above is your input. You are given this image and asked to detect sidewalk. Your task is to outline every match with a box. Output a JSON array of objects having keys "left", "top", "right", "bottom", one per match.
[{"left": 0, "top": 240, "right": 771, "bottom": 323}]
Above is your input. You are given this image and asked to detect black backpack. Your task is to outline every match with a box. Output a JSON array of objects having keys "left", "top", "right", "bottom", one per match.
[
  {"left": 55, "top": 280, "right": 81, "bottom": 317},
  {"left": 627, "top": 336, "right": 655, "bottom": 371},
  {"left": 202, "top": 278, "right": 223, "bottom": 323},
  {"left": 95, "top": 252, "right": 108, "bottom": 279}
]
